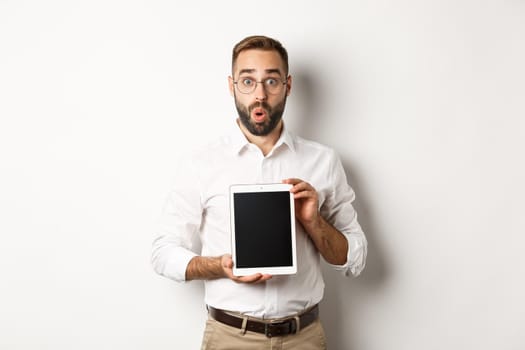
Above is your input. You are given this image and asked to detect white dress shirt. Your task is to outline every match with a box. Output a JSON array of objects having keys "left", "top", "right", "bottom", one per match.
[{"left": 151, "top": 122, "right": 367, "bottom": 318}]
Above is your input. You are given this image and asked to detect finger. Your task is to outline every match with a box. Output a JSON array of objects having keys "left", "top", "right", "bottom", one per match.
[
  {"left": 291, "top": 184, "right": 316, "bottom": 196},
  {"left": 244, "top": 274, "right": 272, "bottom": 284},
  {"left": 236, "top": 274, "right": 261, "bottom": 283},
  {"left": 283, "top": 180, "right": 312, "bottom": 193},
  {"left": 292, "top": 188, "right": 317, "bottom": 198},
  {"left": 282, "top": 178, "right": 302, "bottom": 184},
  {"left": 234, "top": 273, "right": 273, "bottom": 284},
  {"left": 259, "top": 274, "right": 273, "bottom": 282},
  {"left": 237, "top": 273, "right": 265, "bottom": 284},
  {"left": 282, "top": 178, "right": 306, "bottom": 189}
]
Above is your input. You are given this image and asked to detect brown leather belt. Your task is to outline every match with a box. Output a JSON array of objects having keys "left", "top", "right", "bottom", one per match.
[{"left": 208, "top": 304, "right": 319, "bottom": 338}]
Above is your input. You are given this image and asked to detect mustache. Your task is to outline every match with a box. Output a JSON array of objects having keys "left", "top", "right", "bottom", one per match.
[{"left": 249, "top": 101, "right": 271, "bottom": 112}]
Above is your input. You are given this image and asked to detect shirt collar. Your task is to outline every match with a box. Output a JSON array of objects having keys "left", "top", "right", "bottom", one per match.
[
  {"left": 274, "top": 123, "right": 296, "bottom": 153},
  {"left": 230, "top": 119, "right": 296, "bottom": 155}
]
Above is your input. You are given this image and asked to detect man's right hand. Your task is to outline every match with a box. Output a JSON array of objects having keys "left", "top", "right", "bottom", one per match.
[
  {"left": 185, "top": 255, "right": 272, "bottom": 283},
  {"left": 220, "top": 254, "right": 272, "bottom": 284}
]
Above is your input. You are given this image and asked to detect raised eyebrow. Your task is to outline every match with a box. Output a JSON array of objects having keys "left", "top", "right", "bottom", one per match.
[
  {"left": 238, "top": 69, "right": 255, "bottom": 75},
  {"left": 264, "top": 69, "right": 283, "bottom": 76},
  {"left": 237, "top": 68, "right": 283, "bottom": 76}
]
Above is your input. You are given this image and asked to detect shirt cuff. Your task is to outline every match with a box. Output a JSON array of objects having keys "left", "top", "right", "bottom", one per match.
[
  {"left": 326, "top": 233, "right": 367, "bottom": 277},
  {"left": 162, "top": 247, "right": 198, "bottom": 282}
]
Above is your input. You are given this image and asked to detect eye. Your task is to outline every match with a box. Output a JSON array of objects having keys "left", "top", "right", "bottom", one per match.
[
  {"left": 265, "top": 78, "right": 278, "bottom": 86},
  {"left": 241, "top": 78, "right": 254, "bottom": 86}
]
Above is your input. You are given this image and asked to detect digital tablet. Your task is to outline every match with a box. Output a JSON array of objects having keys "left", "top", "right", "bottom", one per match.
[{"left": 230, "top": 183, "right": 297, "bottom": 276}]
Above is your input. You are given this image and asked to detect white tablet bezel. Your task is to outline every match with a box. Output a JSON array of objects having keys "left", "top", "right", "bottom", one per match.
[{"left": 229, "top": 183, "right": 297, "bottom": 276}]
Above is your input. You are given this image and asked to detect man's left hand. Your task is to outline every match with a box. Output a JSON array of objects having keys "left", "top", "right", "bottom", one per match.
[{"left": 282, "top": 178, "right": 321, "bottom": 230}]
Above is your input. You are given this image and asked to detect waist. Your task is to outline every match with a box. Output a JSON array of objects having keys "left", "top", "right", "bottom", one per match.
[
  {"left": 203, "top": 275, "right": 325, "bottom": 318},
  {"left": 207, "top": 304, "right": 320, "bottom": 338}
]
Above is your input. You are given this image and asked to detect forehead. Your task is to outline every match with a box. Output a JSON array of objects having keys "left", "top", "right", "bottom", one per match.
[{"left": 233, "top": 49, "right": 286, "bottom": 76}]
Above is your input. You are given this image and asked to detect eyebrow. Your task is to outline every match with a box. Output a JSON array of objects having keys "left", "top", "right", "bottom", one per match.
[{"left": 238, "top": 68, "right": 283, "bottom": 76}]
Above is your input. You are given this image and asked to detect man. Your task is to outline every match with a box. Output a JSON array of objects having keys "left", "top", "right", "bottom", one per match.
[{"left": 152, "top": 35, "right": 367, "bottom": 349}]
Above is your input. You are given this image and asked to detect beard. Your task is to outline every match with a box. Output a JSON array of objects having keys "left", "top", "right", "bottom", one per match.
[{"left": 235, "top": 96, "right": 287, "bottom": 136}]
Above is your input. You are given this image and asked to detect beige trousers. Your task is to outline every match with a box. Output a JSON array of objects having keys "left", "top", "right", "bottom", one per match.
[{"left": 200, "top": 316, "right": 328, "bottom": 350}]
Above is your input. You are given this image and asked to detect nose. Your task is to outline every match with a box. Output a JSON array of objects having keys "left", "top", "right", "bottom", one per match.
[{"left": 254, "top": 81, "right": 267, "bottom": 101}]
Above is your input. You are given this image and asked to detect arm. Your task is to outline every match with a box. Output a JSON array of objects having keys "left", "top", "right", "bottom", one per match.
[
  {"left": 283, "top": 154, "right": 367, "bottom": 276},
  {"left": 152, "top": 190, "right": 271, "bottom": 284},
  {"left": 283, "top": 178, "right": 349, "bottom": 265},
  {"left": 152, "top": 198, "right": 271, "bottom": 284},
  {"left": 151, "top": 157, "right": 271, "bottom": 284},
  {"left": 185, "top": 255, "right": 272, "bottom": 283}
]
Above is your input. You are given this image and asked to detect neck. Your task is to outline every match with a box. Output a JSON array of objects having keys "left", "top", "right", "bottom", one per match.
[{"left": 237, "top": 119, "right": 283, "bottom": 156}]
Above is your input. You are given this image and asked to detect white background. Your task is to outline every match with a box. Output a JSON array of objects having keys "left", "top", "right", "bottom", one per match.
[{"left": 1, "top": 1, "right": 524, "bottom": 349}]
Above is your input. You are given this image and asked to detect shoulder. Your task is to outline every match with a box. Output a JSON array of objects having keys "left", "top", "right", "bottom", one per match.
[
  {"left": 177, "top": 132, "right": 239, "bottom": 172},
  {"left": 192, "top": 122, "right": 245, "bottom": 159},
  {"left": 291, "top": 133, "right": 338, "bottom": 159}
]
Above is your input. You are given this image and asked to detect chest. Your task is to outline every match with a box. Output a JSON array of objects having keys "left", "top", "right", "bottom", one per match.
[{"left": 200, "top": 151, "right": 332, "bottom": 214}]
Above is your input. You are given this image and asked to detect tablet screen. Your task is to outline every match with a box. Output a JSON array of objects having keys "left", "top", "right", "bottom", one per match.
[{"left": 230, "top": 184, "right": 297, "bottom": 276}]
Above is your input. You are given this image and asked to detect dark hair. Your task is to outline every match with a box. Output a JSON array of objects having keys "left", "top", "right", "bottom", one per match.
[{"left": 232, "top": 35, "right": 289, "bottom": 75}]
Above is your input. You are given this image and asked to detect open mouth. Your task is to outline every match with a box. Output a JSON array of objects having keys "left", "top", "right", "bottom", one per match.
[{"left": 252, "top": 107, "right": 267, "bottom": 123}]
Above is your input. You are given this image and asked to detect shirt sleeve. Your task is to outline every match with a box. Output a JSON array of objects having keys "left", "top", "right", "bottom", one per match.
[
  {"left": 321, "top": 150, "right": 368, "bottom": 277},
  {"left": 151, "top": 157, "right": 202, "bottom": 282}
]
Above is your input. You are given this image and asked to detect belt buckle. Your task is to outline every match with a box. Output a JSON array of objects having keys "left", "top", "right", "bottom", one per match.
[
  {"left": 264, "top": 319, "right": 297, "bottom": 338},
  {"left": 264, "top": 323, "right": 272, "bottom": 338}
]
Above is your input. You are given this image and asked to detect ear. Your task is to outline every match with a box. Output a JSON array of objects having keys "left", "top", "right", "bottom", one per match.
[
  {"left": 228, "top": 76, "right": 234, "bottom": 97},
  {"left": 286, "top": 75, "right": 292, "bottom": 96}
]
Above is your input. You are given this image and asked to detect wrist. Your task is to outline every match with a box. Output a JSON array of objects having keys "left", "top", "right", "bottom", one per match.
[
  {"left": 186, "top": 255, "right": 226, "bottom": 281},
  {"left": 302, "top": 212, "right": 324, "bottom": 232}
]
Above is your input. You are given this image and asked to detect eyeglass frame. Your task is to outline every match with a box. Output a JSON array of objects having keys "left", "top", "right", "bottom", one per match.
[{"left": 232, "top": 76, "right": 289, "bottom": 95}]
